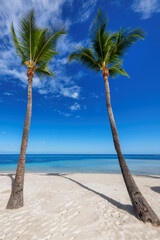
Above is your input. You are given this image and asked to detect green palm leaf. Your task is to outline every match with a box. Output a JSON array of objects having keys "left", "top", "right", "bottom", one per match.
[
  {"left": 32, "top": 29, "right": 47, "bottom": 60},
  {"left": 10, "top": 9, "right": 66, "bottom": 80},
  {"left": 109, "top": 61, "right": 129, "bottom": 78},
  {"left": 11, "top": 23, "right": 27, "bottom": 63},
  {"left": 68, "top": 10, "right": 145, "bottom": 80},
  {"left": 103, "top": 32, "right": 118, "bottom": 64},
  {"left": 36, "top": 63, "right": 55, "bottom": 77},
  {"left": 113, "top": 27, "right": 145, "bottom": 57},
  {"left": 90, "top": 10, "right": 109, "bottom": 63},
  {"left": 19, "top": 9, "right": 39, "bottom": 60},
  {"left": 35, "top": 29, "right": 66, "bottom": 65},
  {"left": 68, "top": 47, "right": 100, "bottom": 72}
]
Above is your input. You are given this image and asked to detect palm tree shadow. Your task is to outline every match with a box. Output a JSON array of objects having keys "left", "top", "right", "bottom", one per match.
[
  {"left": 150, "top": 186, "right": 160, "bottom": 194},
  {"left": 0, "top": 173, "right": 15, "bottom": 190},
  {"left": 46, "top": 173, "right": 134, "bottom": 217},
  {"left": 136, "top": 174, "right": 160, "bottom": 179}
]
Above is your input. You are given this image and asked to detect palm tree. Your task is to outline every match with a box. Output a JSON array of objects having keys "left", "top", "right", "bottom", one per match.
[
  {"left": 68, "top": 11, "right": 160, "bottom": 226},
  {"left": 7, "top": 9, "right": 66, "bottom": 209}
]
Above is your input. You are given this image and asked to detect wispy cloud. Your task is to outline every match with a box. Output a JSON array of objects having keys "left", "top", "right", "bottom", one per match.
[
  {"left": 38, "top": 89, "right": 48, "bottom": 95},
  {"left": 0, "top": 55, "right": 46, "bottom": 89},
  {"left": 0, "top": 44, "right": 82, "bottom": 99},
  {"left": 69, "top": 102, "right": 81, "bottom": 111},
  {"left": 0, "top": 0, "right": 96, "bottom": 100},
  {"left": 54, "top": 109, "right": 71, "bottom": 117},
  {"left": 0, "top": 0, "right": 97, "bottom": 39},
  {"left": 111, "top": 0, "right": 122, "bottom": 7},
  {"left": 131, "top": 0, "right": 160, "bottom": 19},
  {"left": 55, "top": 102, "right": 82, "bottom": 117},
  {"left": 0, "top": 0, "right": 72, "bottom": 39},
  {"left": 57, "top": 35, "right": 88, "bottom": 55},
  {"left": 78, "top": 0, "right": 98, "bottom": 23},
  {"left": 39, "top": 56, "right": 83, "bottom": 98},
  {"left": 60, "top": 87, "right": 80, "bottom": 99},
  {"left": 3, "top": 92, "right": 13, "bottom": 96}
]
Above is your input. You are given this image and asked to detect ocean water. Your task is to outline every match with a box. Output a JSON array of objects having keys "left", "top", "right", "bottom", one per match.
[{"left": 0, "top": 154, "right": 160, "bottom": 175}]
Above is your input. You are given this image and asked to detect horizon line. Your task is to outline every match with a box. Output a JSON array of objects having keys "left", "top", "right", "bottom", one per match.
[{"left": 0, "top": 153, "right": 160, "bottom": 155}]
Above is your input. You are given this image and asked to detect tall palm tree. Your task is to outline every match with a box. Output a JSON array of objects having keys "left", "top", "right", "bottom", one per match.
[
  {"left": 7, "top": 9, "right": 66, "bottom": 209},
  {"left": 68, "top": 11, "right": 160, "bottom": 226}
]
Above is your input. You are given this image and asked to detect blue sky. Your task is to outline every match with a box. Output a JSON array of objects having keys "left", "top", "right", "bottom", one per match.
[{"left": 0, "top": 0, "right": 160, "bottom": 154}]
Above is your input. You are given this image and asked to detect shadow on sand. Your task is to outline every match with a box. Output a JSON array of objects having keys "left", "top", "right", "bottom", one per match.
[
  {"left": 0, "top": 172, "right": 135, "bottom": 217},
  {"left": 135, "top": 174, "right": 160, "bottom": 179},
  {"left": 0, "top": 173, "right": 15, "bottom": 189},
  {"left": 150, "top": 186, "right": 160, "bottom": 194},
  {"left": 45, "top": 173, "right": 134, "bottom": 217}
]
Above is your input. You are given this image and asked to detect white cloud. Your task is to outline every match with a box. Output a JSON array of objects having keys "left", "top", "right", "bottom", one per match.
[
  {"left": 36, "top": 69, "right": 82, "bottom": 99},
  {"left": 38, "top": 89, "right": 48, "bottom": 95},
  {"left": 4, "top": 92, "right": 12, "bottom": 96},
  {"left": 2, "top": 131, "right": 6, "bottom": 134},
  {"left": 132, "top": 0, "right": 160, "bottom": 19},
  {"left": 0, "top": 0, "right": 96, "bottom": 39},
  {"left": 0, "top": 0, "right": 72, "bottom": 39},
  {"left": 78, "top": 0, "right": 98, "bottom": 23},
  {"left": 0, "top": 42, "right": 83, "bottom": 99},
  {"left": 61, "top": 88, "right": 80, "bottom": 99},
  {"left": 0, "top": 0, "right": 96, "bottom": 99},
  {"left": 57, "top": 35, "right": 88, "bottom": 55},
  {"left": 54, "top": 109, "right": 71, "bottom": 117},
  {"left": 71, "top": 92, "right": 79, "bottom": 99},
  {"left": 69, "top": 102, "right": 81, "bottom": 111},
  {"left": 0, "top": 56, "right": 45, "bottom": 89}
]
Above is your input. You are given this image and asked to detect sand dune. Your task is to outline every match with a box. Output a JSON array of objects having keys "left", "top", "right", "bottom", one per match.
[{"left": 0, "top": 173, "right": 160, "bottom": 240}]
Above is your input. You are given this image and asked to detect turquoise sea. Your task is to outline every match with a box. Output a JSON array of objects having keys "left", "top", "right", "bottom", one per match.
[{"left": 0, "top": 154, "right": 160, "bottom": 175}]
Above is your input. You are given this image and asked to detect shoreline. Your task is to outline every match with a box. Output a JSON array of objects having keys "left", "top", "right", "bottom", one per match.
[
  {"left": 0, "top": 173, "right": 160, "bottom": 239},
  {"left": 1, "top": 171, "right": 160, "bottom": 176},
  {"left": 1, "top": 154, "right": 160, "bottom": 176}
]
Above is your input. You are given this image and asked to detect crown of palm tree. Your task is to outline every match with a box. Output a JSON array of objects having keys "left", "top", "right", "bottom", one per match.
[
  {"left": 11, "top": 9, "right": 66, "bottom": 78},
  {"left": 68, "top": 10, "right": 145, "bottom": 78}
]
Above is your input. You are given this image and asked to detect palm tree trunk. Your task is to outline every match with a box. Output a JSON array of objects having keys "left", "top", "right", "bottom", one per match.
[
  {"left": 6, "top": 68, "right": 33, "bottom": 209},
  {"left": 103, "top": 70, "right": 160, "bottom": 226}
]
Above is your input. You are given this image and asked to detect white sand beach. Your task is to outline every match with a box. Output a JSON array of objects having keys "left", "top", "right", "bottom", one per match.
[{"left": 0, "top": 173, "right": 160, "bottom": 240}]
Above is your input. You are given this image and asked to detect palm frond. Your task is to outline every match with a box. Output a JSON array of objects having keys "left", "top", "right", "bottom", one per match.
[
  {"left": 32, "top": 29, "right": 47, "bottom": 60},
  {"left": 35, "top": 29, "right": 66, "bottom": 64},
  {"left": 10, "top": 23, "right": 27, "bottom": 63},
  {"left": 113, "top": 27, "right": 145, "bottom": 58},
  {"left": 18, "top": 9, "right": 39, "bottom": 60},
  {"left": 90, "top": 10, "right": 109, "bottom": 63},
  {"left": 103, "top": 32, "right": 118, "bottom": 64},
  {"left": 35, "top": 63, "right": 55, "bottom": 78},
  {"left": 109, "top": 61, "right": 129, "bottom": 78},
  {"left": 68, "top": 47, "right": 100, "bottom": 72},
  {"left": 10, "top": 9, "right": 65, "bottom": 80},
  {"left": 90, "top": 9, "right": 108, "bottom": 40},
  {"left": 69, "top": 10, "right": 144, "bottom": 80}
]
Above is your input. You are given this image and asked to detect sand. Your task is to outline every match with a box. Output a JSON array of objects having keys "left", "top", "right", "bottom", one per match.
[{"left": 0, "top": 173, "right": 160, "bottom": 240}]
